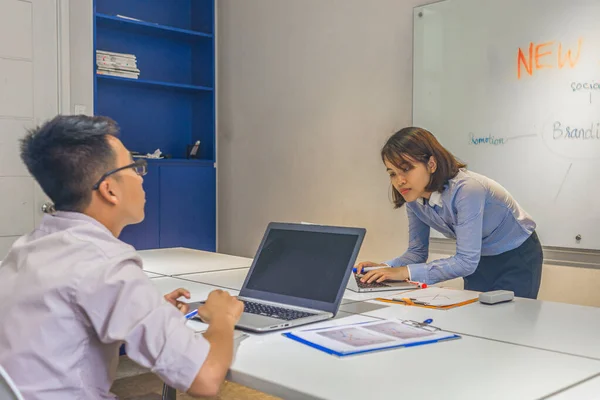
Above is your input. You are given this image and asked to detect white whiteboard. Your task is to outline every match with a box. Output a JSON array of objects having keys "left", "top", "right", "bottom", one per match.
[{"left": 413, "top": 0, "right": 600, "bottom": 250}]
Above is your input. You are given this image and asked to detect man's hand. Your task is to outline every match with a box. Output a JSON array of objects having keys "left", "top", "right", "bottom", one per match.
[
  {"left": 164, "top": 288, "right": 191, "bottom": 315},
  {"left": 197, "top": 290, "right": 244, "bottom": 326}
]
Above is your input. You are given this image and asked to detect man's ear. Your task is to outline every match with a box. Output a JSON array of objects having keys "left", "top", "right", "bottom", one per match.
[
  {"left": 428, "top": 156, "right": 437, "bottom": 173},
  {"left": 96, "top": 180, "right": 119, "bottom": 206}
]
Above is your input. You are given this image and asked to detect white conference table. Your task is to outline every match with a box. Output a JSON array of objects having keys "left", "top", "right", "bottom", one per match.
[
  {"left": 139, "top": 247, "right": 253, "bottom": 276},
  {"left": 175, "top": 265, "right": 429, "bottom": 304},
  {"left": 340, "top": 297, "right": 600, "bottom": 360},
  {"left": 146, "top": 248, "right": 600, "bottom": 399},
  {"left": 229, "top": 315, "right": 600, "bottom": 400},
  {"left": 547, "top": 374, "right": 600, "bottom": 399},
  {"left": 151, "top": 276, "right": 240, "bottom": 301},
  {"left": 175, "top": 268, "right": 249, "bottom": 291},
  {"left": 144, "top": 249, "right": 453, "bottom": 302}
]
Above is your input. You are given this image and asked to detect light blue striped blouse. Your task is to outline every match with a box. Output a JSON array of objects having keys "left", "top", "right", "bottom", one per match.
[{"left": 386, "top": 169, "right": 536, "bottom": 285}]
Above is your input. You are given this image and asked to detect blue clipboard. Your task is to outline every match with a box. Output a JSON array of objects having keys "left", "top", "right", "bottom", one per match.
[{"left": 282, "top": 320, "right": 461, "bottom": 357}]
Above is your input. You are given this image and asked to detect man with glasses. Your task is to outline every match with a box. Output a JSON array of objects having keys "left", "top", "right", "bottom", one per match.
[{"left": 0, "top": 115, "right": 243, "bottom": 399}]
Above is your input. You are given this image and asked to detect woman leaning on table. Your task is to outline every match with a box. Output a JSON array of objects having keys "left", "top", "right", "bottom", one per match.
[{"left": 355, "top": 127, "right": 543, "bottom": 299}]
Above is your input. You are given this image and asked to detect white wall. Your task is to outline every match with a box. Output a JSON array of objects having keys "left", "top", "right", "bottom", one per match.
[
  {"left": 68, "top": 0, "right": 93, "bottom": 115},
  {"left": 216, "top": 0, "right": 600, "bottom": 307},
  {"left": 217, "top": 0, "right": 426, "bottom": 261}
]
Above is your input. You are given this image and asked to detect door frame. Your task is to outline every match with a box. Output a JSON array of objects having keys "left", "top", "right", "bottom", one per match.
[{"left": 57, "top": 0, "right": 70, "bottom": 115}]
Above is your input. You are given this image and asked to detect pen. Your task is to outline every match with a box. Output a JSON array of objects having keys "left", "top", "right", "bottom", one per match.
[
  {"left": 352, "top": 266, "right": 387, "bottom": 273},
  {"left": 392, "top": 297, "right": 428, "bottom": 306},
  {"left": 408, "top": 280, "right": 428, "bottom": 289},
  {"left": 185, "top": 309, "right": 198, "bottom": 320},
  {"left": 401, "top": 298, "right": 415, "bottom": 306}
]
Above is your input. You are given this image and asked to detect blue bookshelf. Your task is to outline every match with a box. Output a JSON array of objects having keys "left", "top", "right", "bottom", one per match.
[
  {"left": 96, "top": 75, "right": 213, "bottom": 92},
  {"left": 95, "top": 13, "right": 213, "bottom": 41},
  {"left": 93, "top": 0, "right": 216, "bottom": 251}
]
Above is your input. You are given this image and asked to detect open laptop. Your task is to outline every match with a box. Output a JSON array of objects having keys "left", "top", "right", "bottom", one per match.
[
  {"left": 232, "top": 222, "right": 365, "bottom": 332},
  {"left": 346, "top": 272, "right": 418, "bottom": 293}
]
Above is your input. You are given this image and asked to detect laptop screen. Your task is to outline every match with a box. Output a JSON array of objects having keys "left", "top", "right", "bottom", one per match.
[{"left": 243, "top": 228, "right": 359, "bottom": 304}]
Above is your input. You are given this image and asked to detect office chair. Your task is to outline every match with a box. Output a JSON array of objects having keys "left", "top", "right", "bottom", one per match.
[{"left": 0, "top": 365, "right": 24, "bottom": 400}]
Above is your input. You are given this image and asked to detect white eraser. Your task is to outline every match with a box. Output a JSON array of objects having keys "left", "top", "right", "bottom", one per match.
[{"left": 479, "top": 290, "right": 514, "bottom": 305}]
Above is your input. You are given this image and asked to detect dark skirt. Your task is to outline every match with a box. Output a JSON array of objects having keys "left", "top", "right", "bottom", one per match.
[{"left": 463, "top": 231, "right": 543, "bottom": 299}]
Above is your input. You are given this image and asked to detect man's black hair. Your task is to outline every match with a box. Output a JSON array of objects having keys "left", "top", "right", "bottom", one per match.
[{"left": 20, "top": 115, "right": 119, "bottom": 212}]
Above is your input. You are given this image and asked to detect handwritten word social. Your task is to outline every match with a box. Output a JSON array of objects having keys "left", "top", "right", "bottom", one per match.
[{"left": 571, "top": 81, "right": 600, "bottom": 92}]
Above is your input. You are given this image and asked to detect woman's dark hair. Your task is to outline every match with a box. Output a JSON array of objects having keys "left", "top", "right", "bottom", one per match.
[{"left": 381, "top": 127, "right": 466, "bottom": 208}]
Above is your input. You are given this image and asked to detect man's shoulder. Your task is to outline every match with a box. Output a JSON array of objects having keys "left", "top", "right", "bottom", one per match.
[
  {"left": 25, "top": 214, "right": 142, "bottom": 272},
  {"left": 64, "top": 223, "right": 138, "bottom": 261}
]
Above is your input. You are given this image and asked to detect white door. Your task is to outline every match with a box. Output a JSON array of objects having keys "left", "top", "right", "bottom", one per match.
[{"left": 0, "top": 0, "right": 58, "bottom": 258}]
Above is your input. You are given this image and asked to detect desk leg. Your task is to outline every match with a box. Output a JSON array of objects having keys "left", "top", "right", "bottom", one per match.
[{"left": 162, "top": 383, "right": 176, "bottom": 400}]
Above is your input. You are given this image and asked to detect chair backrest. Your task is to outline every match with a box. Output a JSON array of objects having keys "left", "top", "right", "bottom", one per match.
[{"left": 0, "top": 365, "right": 24, "bottom": 400}]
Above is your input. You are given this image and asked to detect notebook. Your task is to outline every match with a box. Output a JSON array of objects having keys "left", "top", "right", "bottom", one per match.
[
  {"left": 376, "top": 287, "right": 480, "bottom": 309},
  {"left": 283, "top": 318, "right": 460, "bottom": 357}
]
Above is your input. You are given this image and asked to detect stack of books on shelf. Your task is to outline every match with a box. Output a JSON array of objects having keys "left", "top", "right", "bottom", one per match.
[{"left": 96, "top": 50, "right": 140, "bottom": 79}]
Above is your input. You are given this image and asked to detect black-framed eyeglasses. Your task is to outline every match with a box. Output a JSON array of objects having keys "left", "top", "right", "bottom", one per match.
[{"left": 92, "top": 159, "right": 148, "bottom": 190}]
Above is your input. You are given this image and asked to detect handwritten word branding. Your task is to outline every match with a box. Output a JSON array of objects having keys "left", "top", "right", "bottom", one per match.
[
  {"left": 469, "top": 133, "right": 506, "bottom": 145},
  {"left": 553, "top": 121, "right": 600, "bottom": 140}
]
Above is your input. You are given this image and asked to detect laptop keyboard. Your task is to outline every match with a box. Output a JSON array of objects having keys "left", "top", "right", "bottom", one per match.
[
  {"left": 355, "top": 274, "right": 390, "bottom": 288},
  {"left": 243, "top": 301, "right": 316, "bottom": 321}
]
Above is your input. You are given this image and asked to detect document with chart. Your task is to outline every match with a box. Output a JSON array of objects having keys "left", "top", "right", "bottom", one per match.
[{"left": 283, "top": 319, "right": 460, "bottom": 357}]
